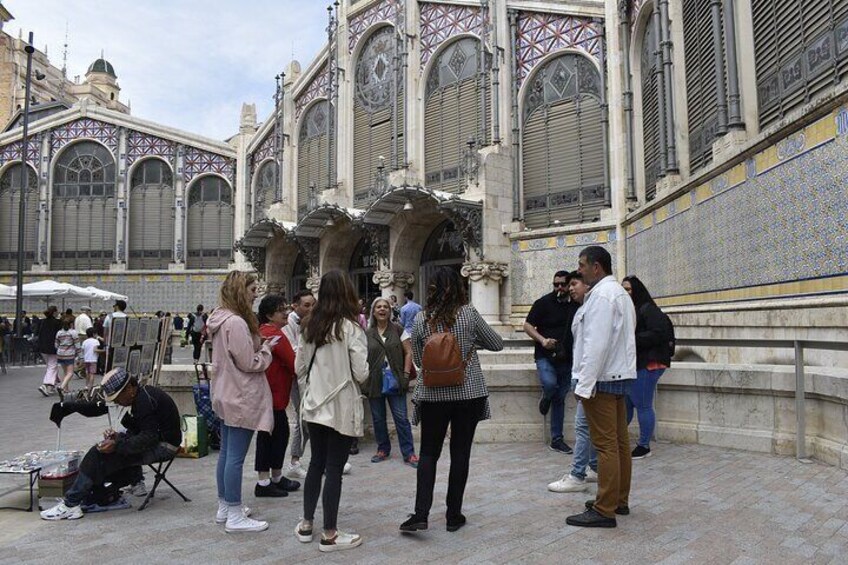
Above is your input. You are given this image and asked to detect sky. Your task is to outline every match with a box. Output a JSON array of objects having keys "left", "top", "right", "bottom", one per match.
[{"left": 6, "top": 0, "right": 329, "bottom": 140}]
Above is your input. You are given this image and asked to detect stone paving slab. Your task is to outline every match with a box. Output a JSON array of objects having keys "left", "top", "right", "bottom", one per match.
[{"left": 1, "top": 365, "right": 847, "bottom": 564}]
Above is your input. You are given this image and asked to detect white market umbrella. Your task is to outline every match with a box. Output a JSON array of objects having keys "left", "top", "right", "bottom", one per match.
[
  {"left": 82, "top": 286, "right": 128, "bottom": 302},
  {"left": 19, "top": 280, "right": 97, "bottom": 299},
  {"left": 0, "top": 284, "right": 14, "bottom": 300}
]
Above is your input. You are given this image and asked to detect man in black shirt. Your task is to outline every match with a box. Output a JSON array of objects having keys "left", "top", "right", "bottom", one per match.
[
  {"left": 41, "top": 368, "right": 182, "bottom": 520},
  {"left": 523, "top": 270, "right": 580, "bottom": 454}
]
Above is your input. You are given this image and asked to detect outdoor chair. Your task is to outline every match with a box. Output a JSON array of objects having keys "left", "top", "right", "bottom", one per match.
[{"left": 137, "top": 451, "right": 191, "bottom": 511}]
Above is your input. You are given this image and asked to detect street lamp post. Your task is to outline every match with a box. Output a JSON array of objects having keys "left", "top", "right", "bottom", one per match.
[{"left": 15, "top": 31, "right": 35, "bottom": 339}]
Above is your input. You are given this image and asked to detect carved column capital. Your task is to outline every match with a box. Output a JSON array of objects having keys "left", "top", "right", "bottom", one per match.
[
  {"left": 460, "top": 261, "right": 509, "bottom": 283},
  {"left": 306, "top": 276, "right": 321, "bottom": 295},
  {"left": 372, "top": 270, "right": 415, "bottom": 290}
]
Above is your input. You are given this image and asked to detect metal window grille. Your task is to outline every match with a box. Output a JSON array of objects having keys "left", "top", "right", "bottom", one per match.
[
  {"left": 0, "top": 164, "right": 38, "bottom": 271},
  {"left": 128, "top": 159, "right": 174, "bottom": 270},
  {"left": 254, "top": 160, "right": 278, "bottom": 221},
  {"left": 297, "top": 101, "right": 332, "bottom": 218},
  {"left": 186, "top": 176, "right": 234, "bottom": 270}
]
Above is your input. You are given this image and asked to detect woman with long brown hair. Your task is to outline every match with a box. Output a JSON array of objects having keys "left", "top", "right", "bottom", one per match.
[
  {"left": 294, "top": 270, "right": 368, "bottom": 553},
  {"left": 207, "top": 271, "right": 278, "bottom": 533},
  {"left": 399, "top": 267, "right": 503, "bottom": 534}
]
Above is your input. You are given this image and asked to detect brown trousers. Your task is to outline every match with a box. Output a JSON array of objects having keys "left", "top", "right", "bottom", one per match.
[{"left": 582, "top": 391, "right": 632, "bottom": 518}]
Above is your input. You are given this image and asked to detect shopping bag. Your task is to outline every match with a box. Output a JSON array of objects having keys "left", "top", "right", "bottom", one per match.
[{"left": 178, "top": 414, "right": 208, "bottom": 458}]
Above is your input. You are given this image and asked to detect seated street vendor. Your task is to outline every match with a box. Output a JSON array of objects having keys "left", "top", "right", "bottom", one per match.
[{"left": 41, "top": 368, "right": 182, "bottom": 520}]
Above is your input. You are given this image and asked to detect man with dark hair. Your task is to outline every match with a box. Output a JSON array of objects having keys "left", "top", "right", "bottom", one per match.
[
  {"left": 187, "top": 304, "right": 207, "bottom": 362},
  {"left": 524, "top": 270, "right": 578, "bottom": 454},
  {"left": 40, "top": 368, "right": 182, "bottom": 520},
  {"left": 566, "top": 246, "right": 636, "bottom": 528},
  {"left": 103, "top": 300, "right": 128, "bottom": 332},
  {"left": 399, "top": 290, "right": 421, "bottom": 334}
]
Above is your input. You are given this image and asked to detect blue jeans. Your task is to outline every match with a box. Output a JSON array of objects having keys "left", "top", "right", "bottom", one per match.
[
  {"left": 535, "top": 357, "right": 569, "bottom": 441},
  {"left": 369, "top": 395, "right": 415, "bottom": 458},
  {"left": 216, "top": 424, "right": 255, "bottom": 505},
  {"left": 570, "top": 399, "right": 598, "bottom": 480},
  {"left": 626, "top": 368, "right": 665, "bottom": 448}
]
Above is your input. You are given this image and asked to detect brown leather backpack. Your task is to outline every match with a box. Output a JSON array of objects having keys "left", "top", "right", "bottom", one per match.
[{"left": 421, "top": 320, "right": 474, "bottom": 387}]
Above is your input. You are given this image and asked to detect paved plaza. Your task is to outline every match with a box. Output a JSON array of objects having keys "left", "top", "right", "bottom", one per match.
[{"left": 0, "top": 364, "right": 847, "bottom": 564}]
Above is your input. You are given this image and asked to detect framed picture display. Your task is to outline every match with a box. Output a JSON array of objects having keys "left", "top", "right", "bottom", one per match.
[
  {"left": 127, "top": 349, "right": 142, "bottom": 377},
  {"left": 125, "top": 317, "right": 140, "bottom": 346},
  {"left": 140, "top": 345, "right": 155, "bottom": 376},
  {"left": 112, "top": 347, "right": 130, "bottom": 369},
  {"left": 110, "top": 317, "right": 127, "bottom": 348},
  {"left": 137, "top": 318, "right": 150, "bottom": 345},
  {"left": 151, "top": 318, "right": 164, "bottom": 343}
]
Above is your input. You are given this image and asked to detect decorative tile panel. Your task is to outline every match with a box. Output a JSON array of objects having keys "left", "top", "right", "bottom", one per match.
[
  {"left": 183, "top": 146, "right": 236, "bottom": 186},
  {"left": 126, "top": 130, "right": 176, "bottom": 167},
  {"left": 50, "top": 118, "right": 118, "bottom": 154},
  {"left": 515, "top": 11, "right": 602, "bottom": 87},
  {"left": 0, "top": 138, "right": 40, "bottom": 168},
  {"left": 348, "top": 0, "right": 402, "bottom": 53},
  {"left": 295, "top": 64, "right": 329, "bottom": 121},
  {"left": 419, "top": 2, "right": 484, "bottom": 68},
  {"left": 626, "top": 106, "right": 848, "bottom": 303}
]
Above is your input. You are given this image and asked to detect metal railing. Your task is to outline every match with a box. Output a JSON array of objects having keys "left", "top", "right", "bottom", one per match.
[{"left": 675, "top": 338, "right": 848, "bottom": 461}]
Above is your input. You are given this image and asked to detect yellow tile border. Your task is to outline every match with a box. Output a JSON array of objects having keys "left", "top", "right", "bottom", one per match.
[{"left": 655, "top": 275, "right": 848, "bottom": 307}]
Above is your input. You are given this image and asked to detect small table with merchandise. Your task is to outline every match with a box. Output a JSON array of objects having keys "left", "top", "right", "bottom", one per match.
[{"left": 0, "top": 451, "right": 81, "bottom": 512}]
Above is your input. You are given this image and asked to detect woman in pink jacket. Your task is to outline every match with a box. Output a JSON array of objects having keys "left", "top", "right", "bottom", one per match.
[{"left": 207, "top": 271, "right": 278, "bottom": 533}]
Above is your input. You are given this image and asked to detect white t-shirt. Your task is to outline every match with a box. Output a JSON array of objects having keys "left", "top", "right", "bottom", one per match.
[
  {"left": 74, "top": 313, "right": 93, "bottom": 336},
  {"left": 82, "top": 337, "right": 100, "bottom": 363}
]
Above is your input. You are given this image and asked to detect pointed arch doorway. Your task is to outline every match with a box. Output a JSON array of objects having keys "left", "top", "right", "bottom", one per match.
[
  {"left": 350, "top": 237, "right": 380, "bottom": 305},
  {"left": 418, "top": 219, "right": 466, "bottom": 298}
]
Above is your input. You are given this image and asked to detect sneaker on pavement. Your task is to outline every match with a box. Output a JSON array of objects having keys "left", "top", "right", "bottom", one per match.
[
  {"left": 127, "top": 480, "right": 147, "bottom": 497},
  {"left": 566, "top": 508, "right": 616, "bottom": 528},
  {"left": 216, "top": 502, "right": 253, "bottom": 524},
  {"left": 370, "top": 450, "right": 390, "bottom": 463},
  {"left": 343, "top": 462, "right": 352, "bottom": 475},
  {"left": 319, "top": 530, "right": 362, "bottom": 552},
  {"left": 225, "top": 508, "right": 269, "bottom": 533},
  {"left": 632, "top": 445, "right": 652, "bottom": 459},
  {"left": 403, "top": 454, "right": 419, "bottom": 468},
  {"left": 548, "top": 473, "right": 588, "bottom": 493},
  {"left": 38, "top": 384, "right": 50, "bottom": 397},
  {"left": 539, "top": 393, "right": 552, "bottom": 416},
  {"left": 40, "top": 501, "right": 83, "bottom": 521},
  {"left": 549, "top": 438, "right": 573, "bottom": 455},
  {"left": 255, "top": 482, "right": 288, "bottom": 498},
  {"left": 295, "top": 519, "right": 314, "bottom": 543},
  {"left": 286, "top": 461, "right": 307, "bottom": 479},
  {"left": 585, "top": 468, "right": 598, "bottom": 483}
]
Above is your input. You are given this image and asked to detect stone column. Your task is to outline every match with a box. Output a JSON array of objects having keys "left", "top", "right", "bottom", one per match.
[
  {"left": 112, "top": 126, "right": 128, "bottom": 271},
  {"left": 172, "top": 144, "right": 186, "bottom": 269},
  {"left": 36, "top": 133, "right": 50, "bottom": 271},
  {"left": 372, "top": 270, "right": 414, "bottom": 301},
  {"left": 461, "top": 261, "right": 509, "bottom": 323}
]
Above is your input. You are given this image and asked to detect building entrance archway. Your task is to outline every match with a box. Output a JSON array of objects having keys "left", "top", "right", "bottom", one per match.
[
  {"left": 289, "top": 253, "right": 309, "bottom": 298},
  {"left": 350, "top": 237, "right": 380, "bottom": 305},
  {"left": 419, "top": 219, "right": 465, "bottom": 298}
]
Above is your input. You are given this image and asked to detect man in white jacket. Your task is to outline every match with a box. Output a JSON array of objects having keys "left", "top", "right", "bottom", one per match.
[{"left": 566, "top": 246, "right": 637, "bottom": 528}]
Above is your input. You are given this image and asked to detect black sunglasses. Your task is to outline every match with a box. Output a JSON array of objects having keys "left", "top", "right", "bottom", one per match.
[{"left": 552, "top": 282, "right": 569, "bottom": 288}]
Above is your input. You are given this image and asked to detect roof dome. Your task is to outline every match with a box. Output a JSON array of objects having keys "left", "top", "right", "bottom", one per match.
[{"left": 87, "top": 58, "right": 116, "bottom": 78}]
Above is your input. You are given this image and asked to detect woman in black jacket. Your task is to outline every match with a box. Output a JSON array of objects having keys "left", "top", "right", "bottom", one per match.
[
  {"left": 622, "top": 276, "right": 671, "bottom": 460},
  {"left": 36, "top": 306, "right": 62, "bottom": 397}
]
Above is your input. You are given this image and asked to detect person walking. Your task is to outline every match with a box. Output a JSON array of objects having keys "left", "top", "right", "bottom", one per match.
[
  {"left": 74, "top": 306, "right": 93, "bottom": 340},
  {"left": 622, "top": 275, "right": 672, "bottom": 460},
  {"left": 254, "top": 294, "right": 301, "bottom": 498},
  {"left": 188, "top": 305, "right": 208, "bottom": 363},
  {"left": 399, "top": 291, "right": 421, "bottom": 334},
  {"left": 80, "top": 328, "right": 102, "bottom": 399},
  {"left": 294, "top": 270, "right": 368, "bottom": 552},
  {"left": 36, "top": 306, "right": 62, "bottom": 397},
  {"left": 206, "top": 271, "right": 277, "bottom": 533},
  {"left": 56, "top": 317, "right": 81, "bottom": 399},
  {"left": 523, "top": 270, "right": 578, "bottom": 454},
  {"left": 399, "top": 267, "right": 504, "bottom": 534},
  {"left": 364, "top": 297, "right": 418, "bottom": 468},
  {"left": 566, "top": 246, "right": 637, "bottom": 528},
  {"left": 548, "top": 271, "right": 598, "bottom": 493}
]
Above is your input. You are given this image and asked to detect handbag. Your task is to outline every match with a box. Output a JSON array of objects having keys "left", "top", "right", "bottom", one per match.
[{"left": 380, "top": 362, "right": 400, "bottom": 395}]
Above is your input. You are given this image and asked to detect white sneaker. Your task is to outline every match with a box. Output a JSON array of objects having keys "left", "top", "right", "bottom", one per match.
[
  {"left": 40, "top": 501, "right": 83, "bottom": 521},
  {"left": 343, "top": 462, "right": 352, "bottom": 475},
  {"left": 287, "top": 461, "right": 307, "bottom": 479},
  {"left": 225, "top": 507, "right": 269, "bottom": 533},
  {"left": 547, "top": 473, "right": 589, "bottom": 493},
  {"left": 295, "top": 519, "right": 314, "bottom": 543},
  {"left": 127, "top": 480, "right": 147, "bottom": 497},
  {"left": 585, "top": 468, "right": 598, "bottom": 483},
  {"left": 319, "top": 530, "right": 362, "bottom": 552},
  {"left": 216, "top": 501, "right": 253, "bottom": 524}
]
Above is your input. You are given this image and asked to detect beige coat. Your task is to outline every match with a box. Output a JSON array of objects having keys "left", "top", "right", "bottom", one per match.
[
  {"left": 207, "top": 308, "right": 274, "bottom": 433},
  {"left": 295, "top": 319, "right": 369, "bottom": 437}
]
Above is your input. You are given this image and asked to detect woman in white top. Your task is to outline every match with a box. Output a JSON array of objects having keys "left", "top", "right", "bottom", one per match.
[{"left": 294, "top": 270, "right": 368, "bottom": 553}]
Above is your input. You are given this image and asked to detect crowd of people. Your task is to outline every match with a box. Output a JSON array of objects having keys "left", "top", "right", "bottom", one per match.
[{"left": 37, "top": 244, "right": 674, "bottom": 551}]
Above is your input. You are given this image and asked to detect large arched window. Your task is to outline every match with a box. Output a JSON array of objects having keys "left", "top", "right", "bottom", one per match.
[
  {"left": 424, "top": 37, "right": 490, "bottom": 194},
  {"left": 186, "top": 175, "right": 233, "bottom": 269},
  {"left": 419, "top": 219, "right": 465, "bottom": 295},
  {"left": 0, "top": 164, "right": 39, "bottom": 271},
  {"left": 254, "top": 160, "right": 279, "bottom": 220},
  {"left": 129, "top": 158, "right": 174, "bottom": 270},
  {"left": 640, "top": 15, "right": 662, "bottom": 200},
  {"left": 522, "top": 53, "right": 605, "bottom": 229},
  {"left": 753, "top": 0, "right": 848, "bottom": 129},
  {"left": 51, "top": 141, "right": 117, "bottom": 270},
  {"left": 353, "top": 25, "right": 403, "bottom": 207},
  {"left": 297, "top": 101, "right": 331, "bottom": 217},
  {"left": 683, "top": 0, "right": 719, "bottom": 171}
]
